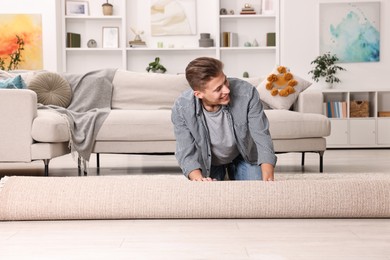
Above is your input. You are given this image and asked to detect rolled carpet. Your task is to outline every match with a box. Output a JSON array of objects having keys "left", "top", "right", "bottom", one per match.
[{"left": 0, "top": 174, "right": 389, "bottom": 220}]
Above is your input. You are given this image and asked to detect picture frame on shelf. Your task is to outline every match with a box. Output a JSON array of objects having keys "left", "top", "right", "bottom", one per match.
[
  {"left": 66, "top": 1, "right": 89, "bottom": 16},
  {"left": 262, "top": 0, "right": 275, "bottom": 15},
  {"left": 102, "top": 27, "right": 119, "bottom": 48}
]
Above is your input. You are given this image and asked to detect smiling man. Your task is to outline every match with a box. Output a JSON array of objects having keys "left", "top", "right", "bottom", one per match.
[{"left": 171, "top": 57, "right": 277, "bottom": 181}]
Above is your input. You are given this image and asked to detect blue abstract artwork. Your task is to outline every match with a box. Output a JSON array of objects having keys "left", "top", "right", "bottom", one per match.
[{"left": 320, "top": 2, "right": 380, "bottom": 63}]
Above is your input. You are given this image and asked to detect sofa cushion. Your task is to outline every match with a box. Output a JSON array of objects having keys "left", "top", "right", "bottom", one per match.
[
  {"left": 0, "top": 75, "right": 26, "bottom": 89},
  {"left": 265, "top": 110, "right": 330, "bottom": 139},
  {"left": 31, "top": 110, "right": 70, "bottom": 142},
  {"left": 258, "top": 66, "right": 312, "bottom": 110},
  {"left": 28, "top": 72, "right": 72, "bottom": 108},
  {"left": 96, "top": 110, "right": 175, "bottom": 141},
  {"left": 112, "top": 70, "right": 190, "bottom": 110}
]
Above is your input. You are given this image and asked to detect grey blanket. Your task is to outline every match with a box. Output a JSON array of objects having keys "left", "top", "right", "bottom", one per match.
[{"left": 38, "top": 68, "right": 117, "bottom": 164}]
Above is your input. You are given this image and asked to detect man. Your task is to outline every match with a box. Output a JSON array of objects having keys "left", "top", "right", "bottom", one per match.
[{"left": 171, "top": 57, "right": 276, "bottom": 181}]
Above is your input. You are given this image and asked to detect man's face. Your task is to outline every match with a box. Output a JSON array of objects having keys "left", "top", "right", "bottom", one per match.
[{"left": 194, "top": 73, "right": 230, "bottom": 108}]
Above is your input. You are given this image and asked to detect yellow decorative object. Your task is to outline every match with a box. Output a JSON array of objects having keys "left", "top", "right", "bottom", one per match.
[{"left": 265, "top": 66, "right": 296, "bottom": 97}]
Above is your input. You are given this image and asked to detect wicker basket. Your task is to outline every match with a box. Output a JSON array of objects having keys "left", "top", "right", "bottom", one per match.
[{"left": 350, "top": 100, "right": 369, "bottom": 117}]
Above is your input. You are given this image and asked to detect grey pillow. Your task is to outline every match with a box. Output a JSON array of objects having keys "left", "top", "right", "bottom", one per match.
[{"left": 28, "top": 72, "right": 72, "bottom": 108}]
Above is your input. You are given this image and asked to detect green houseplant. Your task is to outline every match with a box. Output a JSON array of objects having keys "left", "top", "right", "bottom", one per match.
[
  {"left": 308, "top": 52, "right": 346, "bottom": 87},
  {"left": 146, "top": 57, "right": 167, "bottom": 73}
]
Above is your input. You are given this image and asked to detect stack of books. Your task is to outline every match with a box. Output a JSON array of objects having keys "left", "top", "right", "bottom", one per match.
[
  {"left": 221, "top": 32, "right": 238, "bottom": 47},
  {"left": 129, "top": 40, "right": 146, "bottom": 48},
  {"left": 240, "top": 5, "right": 256, "bottom": 15},
  {"left": 323, "top": 101, "right": 347, "bottom": 118}
]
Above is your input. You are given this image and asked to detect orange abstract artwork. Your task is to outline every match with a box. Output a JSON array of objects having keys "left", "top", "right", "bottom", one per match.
[{"left": 0, "top": 14, "right": 42, "bottom": 70}]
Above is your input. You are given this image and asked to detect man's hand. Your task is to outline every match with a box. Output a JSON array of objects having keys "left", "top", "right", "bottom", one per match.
[
  {"left": 261, "top": 163, "right": 275, "bottom": 181},
  {"left": 188, "top": 169, "right": 216, "bottom": 181}
]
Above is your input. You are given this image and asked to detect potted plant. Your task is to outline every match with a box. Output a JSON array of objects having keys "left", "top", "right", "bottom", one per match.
[
  {"left": 146, "top": 57, "right": 167, "bottom": 73},
  {"left": 102, "top": 0, "right": 113, "bottom": 15},
  {"left": 308, "top": 52, "right": 346, "bottom": 88}
]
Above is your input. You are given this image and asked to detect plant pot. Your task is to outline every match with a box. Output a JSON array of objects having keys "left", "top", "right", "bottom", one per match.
[
  {"left": 325, "top": 82, "right": 333, "bottom": 89},
  {"left": 102, "top": 3, "right": 113, "bottom": 15},
  {"left": 320, "top": 78, "right": 333, "bottom": 89}
]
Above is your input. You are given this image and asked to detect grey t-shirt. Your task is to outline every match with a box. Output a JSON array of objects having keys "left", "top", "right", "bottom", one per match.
[{"left": 203, "top": 106, "right": 240, "bottom": 165}]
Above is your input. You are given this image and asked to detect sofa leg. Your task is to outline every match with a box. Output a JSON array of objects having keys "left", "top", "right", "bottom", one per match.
[
  {"left": 43, "top": 159, "right": 50, "bottom": 176},
  {"left": 96, "top": 153, "right": 100, "bottom": 175},
  {"left": 319, "top": 151, "right": 324, "bottom": 173},
  {"left": 301, "top": 152, "right": 305, "bottom": 166},
  {"left": 77, "top": 157, "right": 88, "bottom": 176},
  {"left": 78, "top": 157, "right": 81, "bottom": 176}
]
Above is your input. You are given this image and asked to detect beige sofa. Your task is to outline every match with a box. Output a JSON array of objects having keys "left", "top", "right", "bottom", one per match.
[{"left": 0, "top": 70, "right": 330, "bottom": 175}]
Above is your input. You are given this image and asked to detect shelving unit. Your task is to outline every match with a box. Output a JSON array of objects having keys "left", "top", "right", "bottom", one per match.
[
  {"left": 322, "top": 89, "right": 390, "bottom": 148},
  {"left": 218, "top": 1, "right": 279, "bottom": 77},
  {"left": 61, "top": 0, "right": 280, "bottom": 75}
]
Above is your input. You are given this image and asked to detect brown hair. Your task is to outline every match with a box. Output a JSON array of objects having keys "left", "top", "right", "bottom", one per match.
[{"left": 185, "top": 57, "right": 224, "bottom": 90}]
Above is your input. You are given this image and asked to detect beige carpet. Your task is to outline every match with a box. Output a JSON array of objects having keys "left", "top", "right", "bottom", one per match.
[{"left": 1, "top": 174, "right": 390, "bottom": 220}]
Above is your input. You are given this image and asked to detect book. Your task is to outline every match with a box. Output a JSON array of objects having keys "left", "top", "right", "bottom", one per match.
[
  {"left": 266, "top": 32, "right": 276, "bottom": 46},
  {"left": 240, "top": 11, "right": 256, "bottom": 15},
  {"left": 66, "top": 32, "right": 81, "bottom": 48},
  {"left": 221, "top": 32, "right": 238, "bottom": 47}
]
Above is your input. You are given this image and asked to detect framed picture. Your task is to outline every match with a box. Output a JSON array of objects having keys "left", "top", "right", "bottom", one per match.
[
  {"left": 102, "top": 27, "right": 119, "bottom": 48},
  {"left": 262, "top": 0, "right": 275, "bottom": 15},
  {"left": 66, "top": 1, "right": 89, "bottom": 16},
  {"left": 150, "top": 0, "right": 197, "bottom": 36},
  {"left": 319, "top": 2, "right": 380, "bottom": 63}
]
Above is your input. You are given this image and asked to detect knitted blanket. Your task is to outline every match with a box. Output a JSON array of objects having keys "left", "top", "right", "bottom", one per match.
[{"left": 38, "top": 69, "right": 117, "bottom": 168}]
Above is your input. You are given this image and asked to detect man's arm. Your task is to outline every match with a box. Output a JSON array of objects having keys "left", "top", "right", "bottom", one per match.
[
  {"left": 171, "top": 102, "right": 204, "bottom": 179},
  {"left": 247, "top": 87, "right": 277, "bottom": 171}
]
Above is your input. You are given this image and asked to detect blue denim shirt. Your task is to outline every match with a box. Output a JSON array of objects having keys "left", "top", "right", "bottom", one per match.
[{"left": 171, "top": 78, "right": 277, "bottom": 178}]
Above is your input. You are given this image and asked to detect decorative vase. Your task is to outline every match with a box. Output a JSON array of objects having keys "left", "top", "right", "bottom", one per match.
[{"left": 102, "top": 3, "right": 113, "bottom": 15}]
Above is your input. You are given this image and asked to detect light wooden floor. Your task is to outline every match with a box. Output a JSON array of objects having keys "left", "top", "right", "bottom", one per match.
[{"left": 1, "top": 149, "right": 390, "bottom": 259}]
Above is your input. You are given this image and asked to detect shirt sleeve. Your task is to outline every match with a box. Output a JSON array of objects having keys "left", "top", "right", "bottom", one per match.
[
  {"left": 171, "top": 101, "right": 204, "bottom": 178},
  {"left": 247, "top": 88, "right": 277, "bottom": 167}
]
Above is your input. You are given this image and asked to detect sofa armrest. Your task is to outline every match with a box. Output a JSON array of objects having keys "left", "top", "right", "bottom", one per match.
[
  {"left": 293, "top": 90, "right": 324, "bottom": 114},
  {"left": 0, "top": 89, "right": 37, "bottom": 162}
]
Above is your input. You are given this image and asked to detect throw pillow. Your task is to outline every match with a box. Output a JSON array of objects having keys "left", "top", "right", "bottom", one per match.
[
  {"left": 0, "top": 75, "right": 26, "bottom": 89},
  {"left": 28, "top": 72, "right": 72, "bottom": 108},
  {"left": 257, "top": 66, "right": 312, "bottom": 110}
]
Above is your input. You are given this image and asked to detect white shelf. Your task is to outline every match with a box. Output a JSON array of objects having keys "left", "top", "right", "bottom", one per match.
[
  {"left": 126, "top": 47, "right": 217, "bottom": 51},
  {"left": 66, "top": 48, "right": 122, "bottom": 51},
  {"left": 61, "top": 0, "right": 280, "bottom": 76},
  {"left": 220, "top": 47, "right": 276, "bottom": 51},
  {"left": 323, "top": 89, "right": 390, "bottom": 148},
  {"left": 65, "top": 16, "right": 122, "bottom": 20},
  {"left": 220, "top": 14, "right": 276, "bottom": 19}
]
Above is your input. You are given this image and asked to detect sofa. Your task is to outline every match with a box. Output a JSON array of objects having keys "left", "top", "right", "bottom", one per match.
[{"left": 0, "top": 69, "right": 330, "bottom": 176}]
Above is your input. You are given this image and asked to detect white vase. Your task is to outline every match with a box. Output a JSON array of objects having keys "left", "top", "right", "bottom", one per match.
[
  {"left": 325, "top": 82, "right": 333, "bottom": 89},
  {"left": 320, "top": 78, "right": 333, "bottom": 89}
]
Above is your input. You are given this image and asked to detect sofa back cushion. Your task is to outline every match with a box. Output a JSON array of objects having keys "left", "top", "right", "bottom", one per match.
[{"left": 112, "top": 70, "right": 190, "bottom": 110}]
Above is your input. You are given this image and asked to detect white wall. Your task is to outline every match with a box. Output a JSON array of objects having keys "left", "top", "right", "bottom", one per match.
[
  {"left": 2, "top": 0, "right": 389, "bottom": 86},
  {"left": 280, "top": 0, "right": 389, "bottom": 90},
  {"left": 0, "top": 0, "right": 61, "bottom": 71}
]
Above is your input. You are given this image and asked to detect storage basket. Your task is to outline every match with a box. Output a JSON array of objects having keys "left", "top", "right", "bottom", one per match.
[{"left": 350, "top": 100, "right": 369, "bottom": 117}]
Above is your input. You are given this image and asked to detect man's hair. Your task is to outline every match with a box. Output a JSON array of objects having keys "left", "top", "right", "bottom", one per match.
[{"left": 185, "top": 57, "right": 224, "bottom": 91}]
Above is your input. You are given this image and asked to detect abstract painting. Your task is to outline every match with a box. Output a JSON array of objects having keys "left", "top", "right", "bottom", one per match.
[
  {"left": 320, "top": 2, "right": 380, "bottom": 63},
  {"left": 0, "top": 14, "right": 43, "bottom": 70},
  {"left": 151, "top": 0, "right": 197, "bottom": 36}
]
